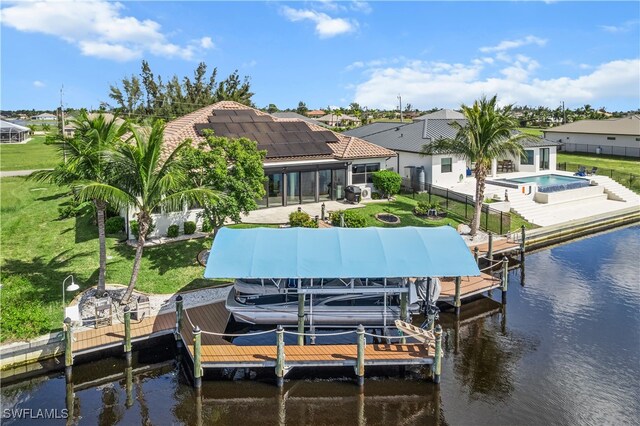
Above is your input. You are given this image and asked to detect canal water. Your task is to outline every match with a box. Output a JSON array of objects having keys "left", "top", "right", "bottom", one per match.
[{"left": 2, "top": 225, "right": 639, "bottom": 425}]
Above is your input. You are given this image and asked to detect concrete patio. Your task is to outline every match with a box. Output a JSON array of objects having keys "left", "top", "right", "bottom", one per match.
[{"left": 241, "top": 200, "right": 365, "bottom": 224}]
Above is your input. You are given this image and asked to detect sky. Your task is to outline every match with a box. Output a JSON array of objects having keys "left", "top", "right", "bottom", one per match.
[{"left": 1, "top": 1, "right": 639, "bottom": 112}]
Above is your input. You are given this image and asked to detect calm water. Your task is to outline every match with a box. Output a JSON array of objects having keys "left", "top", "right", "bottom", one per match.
[
  {"left": 2, "top": 226, "right": 639, "bottom": 425},
  {"left": 509, "top": 174, "right": 588, "bottom": 185}
]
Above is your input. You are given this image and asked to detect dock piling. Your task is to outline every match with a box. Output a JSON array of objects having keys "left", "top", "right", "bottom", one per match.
[
  {"left": 487, "top": 232, "right": 493, "bottom": 261},
  {"left": 520, "top": 225, "right": 526, "bottom": 263},
  {"left": 297, "top": 294, "right": 305, "bottom": 346},
  {"left": 356, "top": 324, "right": 365, "bottom": 387},
  {"left": 276, "top": 325, "right": 285, "bottom": 387},
  {"left": 124, "top": 306, "right": 132, "bottom": 363},
  {"left": 125, "top": 364, "right": 134, "bottom": 408},
  {"left": 175, "top": 295, "right": 183, "bottom": 343},
  {"left": 432, "top": 325, "right": 442, "bottom": 384},
  {"left": 454, "top": 277, "right": 462, "bottom": 317},
  {"left": 501, "top": 257, "right": 509, "bottom": 304},
  {"left": 64, "top": 317, "right": 73, "bottom": 381},
  {"left": 193, "top": 326, "right": 202, "bottom": 389}
]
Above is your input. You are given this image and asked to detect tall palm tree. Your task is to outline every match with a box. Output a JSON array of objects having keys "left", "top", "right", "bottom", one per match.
[
  {"left": 421, "top": 95, "right": 528, "bottom": 237},
  {"left": 77, "top": 120, "right": 217, "bottom": 304},
  {"left": 31, "top": 112, "right": 126, "bottom": 294}
]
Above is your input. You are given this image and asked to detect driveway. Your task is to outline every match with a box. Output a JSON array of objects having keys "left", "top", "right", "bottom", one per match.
[{"left": 0, "top": 169, "right": 48, "bottom": 178}]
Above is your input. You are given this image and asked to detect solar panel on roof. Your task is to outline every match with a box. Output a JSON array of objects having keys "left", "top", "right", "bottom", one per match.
[
  {"left": 318, "top": 131, "right": 340, "bottom": 142},
  {"left": 253, "top": 122, "right": 272, "bottom": 133},
  {"left": 293, "top": 122, "right": 309, "bottom": 132},
  {"left": 212, "top": 110, "right": 237, "bottom": 117},
  {"left": 253, "top": 115, "right": 273, "bottom": 122}
]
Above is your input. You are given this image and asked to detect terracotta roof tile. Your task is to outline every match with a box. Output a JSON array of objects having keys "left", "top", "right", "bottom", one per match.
[{"left": 161, "top": 101, "right": 396, "bottom": 161}]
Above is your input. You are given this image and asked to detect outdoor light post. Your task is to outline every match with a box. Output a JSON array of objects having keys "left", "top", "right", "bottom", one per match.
[{"left": 62, "top": 275, "right": 80, "bottom": 307}]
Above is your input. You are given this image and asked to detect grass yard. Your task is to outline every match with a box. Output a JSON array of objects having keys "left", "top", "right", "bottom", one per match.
[
  {"left": 0, "top": 135, "right": 59, "bottom": 171},
  {"left": 0, "top": 177, "right": 227, "bottom": 341},
  {"left": 356, "top": 195, "right": 461, "bottom": 228},
  {"left": 517, "top": 127, "right": 546, "bottom": 137},
  {"left": 557, "top": 152, "right": 640, "bottom": 193}
]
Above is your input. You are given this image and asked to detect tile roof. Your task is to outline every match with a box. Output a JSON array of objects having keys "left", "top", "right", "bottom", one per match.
[
  {"left": 544, "top": 115, "right": 640, "bottom": 136},
  {"left": 271, "top": 112, "right": 330, "bottom": 127},
  {"left": 161, "top": 101, "right": 394, "bottom": 161}
]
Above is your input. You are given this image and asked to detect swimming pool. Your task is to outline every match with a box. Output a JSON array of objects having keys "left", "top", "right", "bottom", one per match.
[{"left": 491, "top": 174, "right": 590, "bottom": 193}]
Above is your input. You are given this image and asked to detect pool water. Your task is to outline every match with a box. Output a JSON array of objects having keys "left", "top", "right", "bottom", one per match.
[{"left": 507, "top": 174, "right": 588, "bottom": 186}]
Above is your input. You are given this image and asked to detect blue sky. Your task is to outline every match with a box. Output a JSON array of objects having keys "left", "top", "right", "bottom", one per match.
[{"left": 1, "top": 1, "right": 639, "bottom": 111}]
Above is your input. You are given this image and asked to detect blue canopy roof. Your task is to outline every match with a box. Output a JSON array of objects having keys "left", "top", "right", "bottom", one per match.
[{"left": 204, "top": 226, "right": 480, "bottom": 279}]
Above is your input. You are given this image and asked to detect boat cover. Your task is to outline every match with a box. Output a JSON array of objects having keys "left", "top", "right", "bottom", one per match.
[{"left": 204, "top": 226, "right": 480, "bottom": 279}]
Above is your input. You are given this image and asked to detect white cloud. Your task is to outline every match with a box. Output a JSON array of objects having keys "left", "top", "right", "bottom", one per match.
[
  {"left": 352, "top": 57, "right": 640, "bottom": 109},
  {"left": 345, "top": 61, "right": 364, "bottom": 71},
  {"left": 199, "top": 36, "right": 214, "bottom": 49},
  {"left": 281, "top": 6, "right": 357, "bottom": 38},
  {"left": 600, "top": 20, "right": 640, "bottom": 33},
  {"left": 242, "top": 59, "right": 257, "bottom": 68},
  {"left": 480, "top": 35, "right": 547, "bottom": 53},
  {"left": 0, "top": 0, "right": 212, "bottom": 61},
  {"left": 350, "top": 1, "right": 372, "bottom": 14},
  {"left": 33, "top": 80, "right": 45, "bottom": 88}
]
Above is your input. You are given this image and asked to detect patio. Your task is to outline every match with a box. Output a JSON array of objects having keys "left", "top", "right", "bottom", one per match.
[{"left": 241, "top": 200, "right": 364, "bottom": 224}]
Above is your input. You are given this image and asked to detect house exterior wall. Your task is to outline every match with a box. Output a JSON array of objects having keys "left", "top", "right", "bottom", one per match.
[
  {"left": 545, "top": 131, "right": 640, "bottom": 157},
  {"left": 503, "top": 146, "right": 558, "bottom": 174},
  {"left": 126, "top": 207, "right": 204, "bottom": 240},
  {"left": 384, "top": 151, "right": 465, "bottom": 187},
  {"left": 349, "top": 157, "right": 388, "bottom": 198}
]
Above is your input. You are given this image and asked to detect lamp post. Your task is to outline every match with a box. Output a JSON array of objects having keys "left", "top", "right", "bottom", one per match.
[{"left": 62, "top": 275, "right": 80, "bottom": 307}]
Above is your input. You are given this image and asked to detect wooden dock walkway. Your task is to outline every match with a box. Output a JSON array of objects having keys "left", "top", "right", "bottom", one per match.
[
  {"left": 179, "top": 303, "right": 434, "bottom": 369},
  {"left": 469, "top": 237, "right": 521, "bottom": 258},
  {"left": 439, "top": 273, "right": 501, "bottom": 304}
]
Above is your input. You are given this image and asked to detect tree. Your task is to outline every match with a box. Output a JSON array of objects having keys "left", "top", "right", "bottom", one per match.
[
  {"left": 181, "top": 132, "right": 266, "bottom": 238},
  {"left": 77, "top": 121, "right": 218, "bottom": 303},
  {"left": 266, "top": 104, "right": 279, "bottom": 114},
  {"left": 31, "top": 112, "right": 127, "bottom": 294},
  {"left": 421, "top": 95, "right": 528, "bottom": 237},
  {"left": 371, "top": 170, "right": 402, "bottom": 200},
  {"left": 296, "top": 101, "right": 308, "bottom": 116}
]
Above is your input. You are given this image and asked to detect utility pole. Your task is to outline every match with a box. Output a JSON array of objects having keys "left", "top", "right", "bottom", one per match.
[
  {"left": 561, "top": 101, "right": 566, "bottom": 124},
  {"left": 60, "top": 85, "right": 67, "bottom": 163},
  {"left": 398, "top": 95, "right": 403, "bottom": 123}
]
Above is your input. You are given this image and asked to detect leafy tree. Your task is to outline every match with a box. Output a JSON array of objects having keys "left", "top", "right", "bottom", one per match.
[
  {"left": 31, "top": 112, "right": 127, "bottom": 294},
  {"left": 77, "top": 121, "right": 217, "bottom": 303},
  {"left": 296, "top": 101, "right": 308, "bottom": 116},
  {"left": 371, "top": 170, "right": 402, "bottom": 200},
  {"left": 214, "top": 70, "right": 254, "bottom": 106},
  {"left": 421, "top": 95, "right": 528, "bottom": 237},
  {"left": 181, "top": 132, "right": 266, "bottom": 238},
  {"left": 267, "top": 104, "right": 279, "bottom": 114}
]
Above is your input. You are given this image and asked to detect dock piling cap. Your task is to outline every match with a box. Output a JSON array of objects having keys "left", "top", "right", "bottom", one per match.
[{"left": 193, "top": 325, "right": 201, "bottom": 333}]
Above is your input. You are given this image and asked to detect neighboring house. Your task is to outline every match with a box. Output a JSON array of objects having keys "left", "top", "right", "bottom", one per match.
[
  {"left": 345, "top": 109, "right": 560, "bottom": 188},
  {"left": 271, "top": 112, "right": 330, "bottom": 128},
  {"left": 31, "top": 113, "right": 57, "bottom": 121},
  {"left": 0, "top": 120, "right": 31, "bottom": 143},
  {"left": 317, "top": 113, "right": 361, "bottom": 127},
  {"left": 307, "top": 110, "right": 326, "bottom": 118},
  {"left": 544, "top": 115, "right": 640, "bottom": 158},
  {"left": 127, "top": 101, "right": 395, "bottom": 238}
]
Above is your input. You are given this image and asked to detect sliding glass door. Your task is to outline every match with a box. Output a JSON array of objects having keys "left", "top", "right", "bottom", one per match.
[
  {"left": 301, "top": 171, "right": 316, "bottom": 203},
  {"left": 268, "top": 174, "right": 283, "bottom": 207},
  {"left": 539, "top": 148, "right": 550, "bottom": 170}
]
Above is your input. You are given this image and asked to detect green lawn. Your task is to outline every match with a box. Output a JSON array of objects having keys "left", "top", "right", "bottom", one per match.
[
  {"left": 557, "top": 152, "right": 640, "bottom": 193},
  {"left": 0, "top": 135, "right": 59, "bottom": 171},
  {"left": 517, "top": 127, "right": 546, "bottom": 136},
  {"left": 0, "top": 177, "right": 227, "bottom": 341}
]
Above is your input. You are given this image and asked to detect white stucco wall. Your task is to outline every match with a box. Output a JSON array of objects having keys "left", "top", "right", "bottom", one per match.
[
  {"left": 545, "top": 131, "right": 640, "bottom": 157},
  {"left": 348, "top": 157, "right": 389, "bottom": 199},
  {"left": 384, "top": 151, "right": 466, "bottom": 187},
  {"left": 126, "top": 207, "right": 204, "bottom": 240},
  {"left": 504, "top": 146, "right": 557, "bottom": 173}
]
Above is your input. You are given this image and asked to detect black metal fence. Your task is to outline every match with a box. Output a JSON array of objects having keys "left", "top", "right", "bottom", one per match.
[
  {"left": 401, "top": 178, "right": 511, "bottom": 234},
  {"left": 557, "top": 162, "right": 640, "bottom": 193},
  {"left": 562, "top": 143, "right": 640, "bottom": 158}
]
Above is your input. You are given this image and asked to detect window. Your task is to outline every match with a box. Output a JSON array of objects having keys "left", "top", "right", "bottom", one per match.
[
  {"left": 441, "top": 157, "right": 452, "bottom": 173},
  {"left": 352, "top": 163, "right": 380, "bottom": 184},
  {"left": 521, "top": 150, "right": 535, "bottom": 165},
  {"left": 607, "top": 136, "right": 616, "bottom": 140}
]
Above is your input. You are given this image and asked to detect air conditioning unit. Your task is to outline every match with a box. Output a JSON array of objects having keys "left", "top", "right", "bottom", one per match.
[{"left": 361, "top": 187, "right": 371, "bottom": 199}]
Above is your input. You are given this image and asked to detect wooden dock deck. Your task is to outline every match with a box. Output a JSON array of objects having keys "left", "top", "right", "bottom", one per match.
[
  {"left": 470, "top": 238, "right": 521, "bottom": 258},
  {"left": 179, "top": 303, "right": 434, "bottom": 369},
  {"left": 438, "top": 273, "right": 502, "bottom": 304},
  {"left": 72, "top": 310, "right": 175, "bottom": 355}
]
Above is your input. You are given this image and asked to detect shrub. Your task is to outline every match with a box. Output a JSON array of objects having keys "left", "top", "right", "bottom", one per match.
[
  {"left": 183, "top": 221, "right": 197, "bottom": 234},
  {"left": 130, "top": 219, "right": 155, "bottom": 239},
  {"left": 58, "top": 199, "right": 92, "bottom": 219},
  {"left": 330, "top": 209, "right": 366, "bottom": 228},
  {"left": 414, "top": 201, "right": 441, "bottom": 216},
  {"left": 371, "top": 191, "right": 382, "bottom": 200},
  {"left": 105, "top": 216, "right": 125, "bottom": 234},
  {"left": 289, "top": 211, "right": 318, "bottom": 228},
  {"left": 201, "top": 218, "right": 213, "bottom": 233},
  {"left": 167, "top": 224, "right": 179, "bottom": 238},
  {"left": 371, "top": 170, "right": 402, "bottom": 199}
]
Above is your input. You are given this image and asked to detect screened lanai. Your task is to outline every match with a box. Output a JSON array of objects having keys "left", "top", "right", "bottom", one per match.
[{"left": 0, "top": 120, "right": 31, "bottom": 143}]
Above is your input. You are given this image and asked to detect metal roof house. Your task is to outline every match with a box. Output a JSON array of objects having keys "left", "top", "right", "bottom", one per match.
[
  {"left": 544, "top": 115, "right": 640, "bottom": 158},
  {"left": 31, "top": 113, "right": 57, "bottom": 120},
  {"left": 345, "top": 109, "right": 562, "bottom": 188},
  {"left": 0, "top": 120, "right": 31, "bottom": 143}
]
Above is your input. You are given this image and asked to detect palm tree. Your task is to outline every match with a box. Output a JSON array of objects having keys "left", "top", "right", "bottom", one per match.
[
  {"left": 77, "top": 120, "right": 217, "bottom": 304},
  {"left": 421, "top": 95, "right": 528, "bottom": 237},
  {"left": 31, "top": 112, "right": 126, "bottom": 295}
]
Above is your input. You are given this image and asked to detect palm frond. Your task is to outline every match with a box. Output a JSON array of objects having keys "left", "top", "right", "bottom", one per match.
[{"left": 75, "top": 182, "right": 138, "bottom": 210}]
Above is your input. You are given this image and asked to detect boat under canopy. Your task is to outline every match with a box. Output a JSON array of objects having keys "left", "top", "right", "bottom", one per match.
[{"left": 204, "top": 226, "right": 480, "bottom": 279}]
